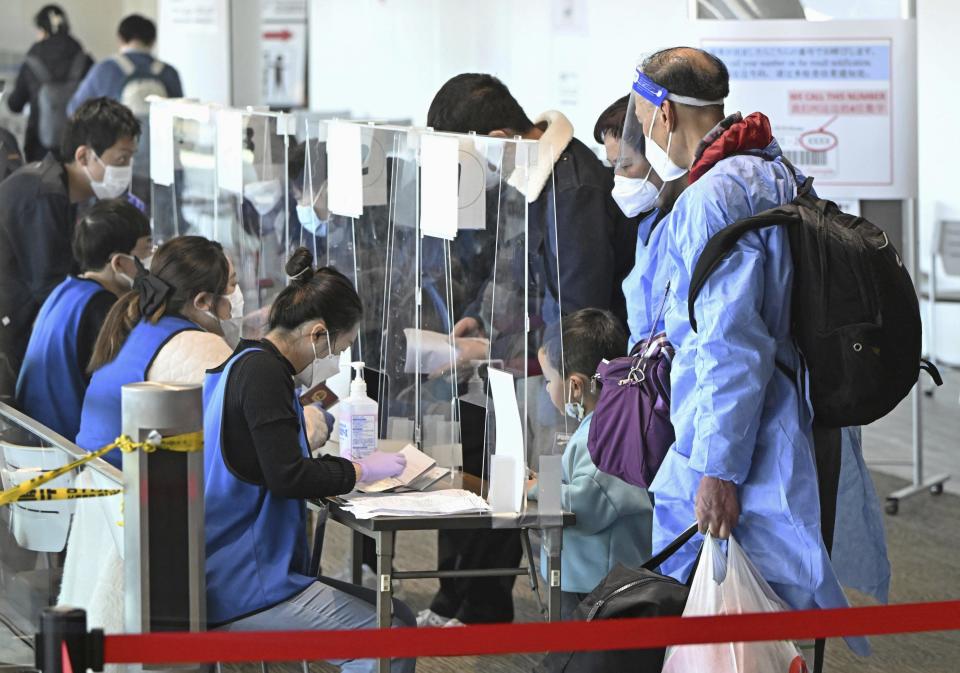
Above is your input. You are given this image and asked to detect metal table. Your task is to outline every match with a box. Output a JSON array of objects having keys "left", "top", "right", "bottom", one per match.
[{"left": 316, "top": 473, "right": 575, "bottom": 673}]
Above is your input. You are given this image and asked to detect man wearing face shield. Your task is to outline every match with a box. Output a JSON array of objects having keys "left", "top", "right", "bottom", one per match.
[
  {"left": 0, "top": 96, "right": 140, "bottom": 400},
  {"left": 622, "top": 48, "right": 870, "bottom": 662}
]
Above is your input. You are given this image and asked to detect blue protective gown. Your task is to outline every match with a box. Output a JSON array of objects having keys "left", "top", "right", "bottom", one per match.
[
  {"left": 646, "top": 140, "right": 869, "bottom": 655},
  {"left": 623, "top": 208, "right": 672, "bottom": 350},
  {"left": 833, "top": 426, "right": 891, "bottom": 603}
]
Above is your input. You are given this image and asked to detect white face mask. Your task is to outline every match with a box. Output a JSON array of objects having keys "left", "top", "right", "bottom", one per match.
[
  {"left": 221, "top": 286, "right": 244, "bottom": 349},
  {"left": 294, "top": 329, "right": 340, "bottom": 389},
  {"left": 612, "top": 174, "right": 660, "bottom": 217},
  {"left": 85, "top": 153, "right": 133, "bottom": 200},
  {"left": 296, "top": 204, "right": 327, "bottom": 236},
  {"left": 644, "top": 108, "right": 688, "bottom": 183},
  {"left": 245, "top": 179, "right": 283, "bottom": 215},
  {"left": 141, "top": 254, "right": 153, "bottom": 272}
]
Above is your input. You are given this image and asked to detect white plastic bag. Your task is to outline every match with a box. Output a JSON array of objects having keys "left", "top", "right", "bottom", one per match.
[{"left": 662, "top": 534, "right": 809, "bottom": 673}]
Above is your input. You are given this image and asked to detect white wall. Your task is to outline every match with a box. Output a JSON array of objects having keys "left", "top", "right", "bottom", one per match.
[{"left": 308, "top": 0, "right": 692, "bottom": 142}]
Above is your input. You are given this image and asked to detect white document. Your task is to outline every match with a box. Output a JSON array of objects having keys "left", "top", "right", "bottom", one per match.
[
  {"left": 326, "top": 121, "right": 364, "bottom": 217},
  {"left": 419, "top": 134, "right": 459, "bottom": 240},
  {"left": 403, "top": 328, "right": 454, "bottom": 374},
  {"left": 356, "top": 444, "right": 436, "bottom": 493},
  {"left": 457, "top": 139, "right": 487, "bottom": 231},
  {"left": 149, "top": 104, "right": 174, "bottom": 187},
  {"left": 216, "top": 109, "right": 244, "bottom": 194},
  {"left": 341, "top": 489, "right": 490, "bottom": 519},
  {"left": 362, "top": 126, "right": 388, "bottom": 207},
  {"left": 488, "top": 368, "right": 526, "bottom": 510}
]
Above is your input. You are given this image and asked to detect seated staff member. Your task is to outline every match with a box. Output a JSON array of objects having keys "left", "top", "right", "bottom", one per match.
[
  {"left": 528, "top": 309, "right": 653, "bottom": 620},
  {"left": 15, "top": 198, "right": 152, "bottom": 439},
  {"left": 206, "top": 248, "right": 414, "bottom": 673},
  {"left": 76, "top": 235, "right": 234, "bottom": 466}
]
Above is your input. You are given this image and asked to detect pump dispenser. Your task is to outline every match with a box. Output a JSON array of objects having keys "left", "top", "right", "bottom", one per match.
[{"left": 339, "top": 361, "right": 378, "bottom": 462}]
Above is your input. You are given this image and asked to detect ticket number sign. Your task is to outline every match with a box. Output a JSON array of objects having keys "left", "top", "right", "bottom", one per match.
[{"left": 699, "top": 20, "right": 917, "bottom": 200}]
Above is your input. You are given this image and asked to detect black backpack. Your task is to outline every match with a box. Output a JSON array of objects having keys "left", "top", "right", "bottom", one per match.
[
  {"left": 688, "top": 166, "right": 940, "bottom": 428},
  {"left": 533, "top": 524, "right": 697, "bottom": 673}
]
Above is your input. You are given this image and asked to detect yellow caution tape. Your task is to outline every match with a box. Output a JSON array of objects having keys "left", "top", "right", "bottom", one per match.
[
  {"left": 0, "top": 431, "right": 203, "bottom": 507},
  {"left": 13, "top": 487, "right": 123, "bottom": 502}
]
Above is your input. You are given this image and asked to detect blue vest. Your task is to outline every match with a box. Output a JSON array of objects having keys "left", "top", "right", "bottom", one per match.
[
  {"left": 16, "top": 277, "right": 108, "bottom": 440},
  {"left": 203, "top": 346, "right": 314, "bottom": 625},
  {"left": 76, "top": 315, "right": 197, "bottom": 467}
]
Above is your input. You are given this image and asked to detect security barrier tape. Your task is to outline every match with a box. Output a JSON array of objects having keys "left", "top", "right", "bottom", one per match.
[
  {"left": 0, "top": 431, "right": 202, "bottom": 507},
  {"left": 101, "top": 599, "right": 960, "bottom": 664}
]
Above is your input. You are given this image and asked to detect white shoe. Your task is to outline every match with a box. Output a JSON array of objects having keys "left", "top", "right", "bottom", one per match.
[{"left": 416, "top": 609, "right": 453, "bottom": 627}]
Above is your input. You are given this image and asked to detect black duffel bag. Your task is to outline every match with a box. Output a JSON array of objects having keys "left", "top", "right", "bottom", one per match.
[{"left": 533, "top": 524, "right": 698, "bottom": 673}]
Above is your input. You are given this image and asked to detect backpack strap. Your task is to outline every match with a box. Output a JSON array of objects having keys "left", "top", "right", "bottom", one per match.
[
  {"left": 24, "top": 55, "right": 53, "bottom": 84},
  {"left": 641, "top": 522, "right": 698, "bottom": 571},
  {"left": 687, "top": 211, "right": 797, "bottom": 332},
  {"left": 67, "top": 50, "right": 88, "bottom": 82},
  {"left": 112, "top": 53, "right": 136, "bottom": 76}
]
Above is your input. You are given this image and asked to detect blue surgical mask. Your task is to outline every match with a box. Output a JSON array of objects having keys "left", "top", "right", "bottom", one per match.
[
  {"left": 296, "top": 204, "right": 328, "bottom": 236},
  {"left": 564, "top": 380, "right": 585, "bottom": 422}
]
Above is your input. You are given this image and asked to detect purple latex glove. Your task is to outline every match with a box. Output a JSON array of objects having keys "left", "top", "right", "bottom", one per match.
[{"left": 357, "top": 451, "right": 407, "bottom": 483}]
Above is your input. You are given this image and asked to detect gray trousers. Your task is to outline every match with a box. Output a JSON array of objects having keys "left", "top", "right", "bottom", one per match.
[{"left": 218, "top": 577, "right": 416, "bottom": 673}]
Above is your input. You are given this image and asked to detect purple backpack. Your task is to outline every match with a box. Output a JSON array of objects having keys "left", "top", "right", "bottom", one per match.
[{"left": 587, "top": 287, "right": 675, "bottom": 488}]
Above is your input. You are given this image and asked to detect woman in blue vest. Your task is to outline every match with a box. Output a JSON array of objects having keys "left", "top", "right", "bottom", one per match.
[
  {"left": 76, "top": 235, "right": 233, "bottom": 466},
  {"left": 205, "top": 247, "right": 413, "bottom": 672},
  {"left": 16, "top": 198, "right": 151, "bottom": 439}
]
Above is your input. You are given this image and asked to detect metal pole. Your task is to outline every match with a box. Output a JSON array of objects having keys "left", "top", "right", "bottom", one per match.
[
  {"left": 35, "top": 607, "right": 103, "bottom": 673},
  {"left": 122, "top": 382, "right": 205, "bottom": 633}
]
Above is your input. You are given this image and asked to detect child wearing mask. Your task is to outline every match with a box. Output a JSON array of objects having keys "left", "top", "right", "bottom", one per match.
[
  {"left": 15, "top": 198, "right": 151, "bottom": 440},
  {"left": 528, "top": 308, "right": 653, "bottom": 618}
]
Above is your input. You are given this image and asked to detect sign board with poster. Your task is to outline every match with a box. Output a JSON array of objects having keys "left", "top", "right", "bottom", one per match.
[
  {"left": 699, "top": 19, "right": 916, "bottom": 200},
  {"left": 260, "top": 0, "right": 307, "bottom": 108}
]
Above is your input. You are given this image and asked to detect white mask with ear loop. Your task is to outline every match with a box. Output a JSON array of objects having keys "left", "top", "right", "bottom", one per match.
[
  {"left": 564, "top": 380, "right": 585, "bottom": 422},
  {"left": 294, "top": 329, "right": 340, "bottom": 389},
  {"left": 85, "top": 152, "right": 133, "bottom": 200},
  {"left": 221, "top": 286, "right": 245, "bottom": 349},
  {"left": 113, "top": 254, "right": 136, "bottom": 289}
]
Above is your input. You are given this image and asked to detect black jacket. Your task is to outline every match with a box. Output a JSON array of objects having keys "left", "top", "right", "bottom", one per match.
[
  {"left": 0, "top": 154, "right": 78, "bottom": 392},
  {"left": 529, "top": 137, "right": 633, "bottom": 328},
  {"left": 7, "top": 33, "right": 92, "bottom": 162}
]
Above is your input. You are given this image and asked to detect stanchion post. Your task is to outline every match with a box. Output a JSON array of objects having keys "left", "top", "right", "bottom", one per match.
[
  {"left": 122, "top": 382, "right": 205, "bottom": 634},
  {"left": 35, "top": 606, "right": 103, "bottom": 673}
]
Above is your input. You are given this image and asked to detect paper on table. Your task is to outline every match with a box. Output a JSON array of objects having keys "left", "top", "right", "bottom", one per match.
[
  {"left": 419, "top": 134, "right": 459, "bottom": 240},
  {"left": 488, "top": 368, "right": 526, "bottom": 510},
  {"left": 216, "top": 109, "right": 244, "bottom": 194},
  {"left": 340, "top": 489, "right": 490, "bottom": 519},
  {"left": 149, "top": 103, "right": 174, "bottom": 186},
  {"left": 403, "top": 328, "right": 454, "bottom": 374},
  {"left": 356, "top": 444, "right": 437, "bottom": 493},
  {"left": 326, "top": 121, "right": 363, "bottom": 218}
]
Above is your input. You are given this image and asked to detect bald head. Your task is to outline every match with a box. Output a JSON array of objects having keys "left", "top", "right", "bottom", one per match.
[{"left": 642, "top": 47, "right": 729, "bottom": 108}]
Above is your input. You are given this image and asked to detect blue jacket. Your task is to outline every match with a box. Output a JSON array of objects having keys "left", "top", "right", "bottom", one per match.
[
  {"left": 622, "top": 208, "right": 672, "bottom": 351},
  {"left": 643, "top": 138, "right": 869, "bottom": 655},
  {"left": 16, "top": 276, "right": 108, "bottom": 439},
  {"left": 531, "top": 413, "right": 653, "bottom": 593},
  {"left": 67, "top": 50, "right": 182, "bottom": 115},
  {"left": 76, "top": 316, "right": 196, "bottom": 467},
  {"left": 203, "top": 346, "right": 314, "bottom": 625}
]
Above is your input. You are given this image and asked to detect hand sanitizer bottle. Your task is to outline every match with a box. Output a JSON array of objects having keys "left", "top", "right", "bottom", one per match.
[{"left": 339, "top": 361, "right": 378, "bottom": 461}]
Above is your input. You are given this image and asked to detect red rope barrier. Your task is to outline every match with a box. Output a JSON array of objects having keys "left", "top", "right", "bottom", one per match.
[{"left": 103, "top": 599, "right": 960, "bottom": 664}]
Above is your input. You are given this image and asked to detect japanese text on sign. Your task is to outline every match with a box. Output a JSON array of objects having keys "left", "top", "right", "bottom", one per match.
[{"left": 708, "top": 44, "right": 890, "bottom": 81}]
